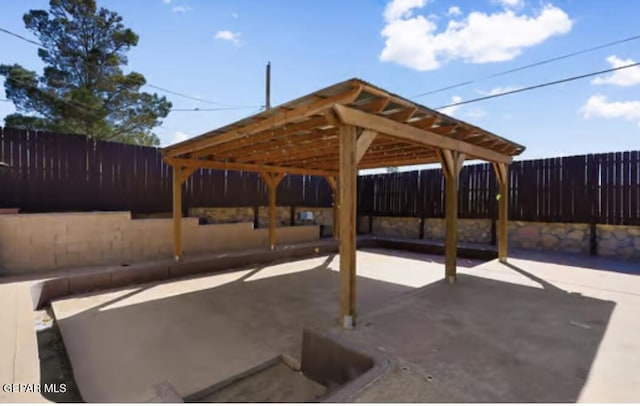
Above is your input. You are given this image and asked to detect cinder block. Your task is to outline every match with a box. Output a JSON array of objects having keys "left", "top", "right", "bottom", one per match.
[
  {"left": 31, "top": 278, "right": 71, "bottom": 309},
  {"left": 68, "top": 271, "right": 115, "bottom": 295},
  {"left": 111, "top": 263, "right": 170, "bottom": 287}
]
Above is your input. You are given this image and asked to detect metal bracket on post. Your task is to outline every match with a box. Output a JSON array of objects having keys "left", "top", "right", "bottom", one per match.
[{"left": 342, "top": 315, "right": 354, "bottom": 329}]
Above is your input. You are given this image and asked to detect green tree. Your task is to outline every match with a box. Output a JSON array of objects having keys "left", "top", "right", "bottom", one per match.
[{"left": 0, "top": 0, "right": 171, "bottom": 146}]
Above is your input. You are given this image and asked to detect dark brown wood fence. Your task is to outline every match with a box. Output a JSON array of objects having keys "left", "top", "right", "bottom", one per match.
[
  {"left": 0, "top": 127, "right": 333, "bottom": 213},
  {"left": 358, "top": 151, "right": 640, "bottom": 226},
  {"left": 3, "top": 127, "right": 639, "bottom": 225}
]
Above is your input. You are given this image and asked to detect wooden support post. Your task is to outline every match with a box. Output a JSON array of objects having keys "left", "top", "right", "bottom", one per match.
[
  {"left": 261, "top": 172, "right": 286, "bottom": 250},
  {"left": 325, "top": 176, "right": 339, "bottom": 240},
  {"left": 438, "top": 149, "right": 466, "bottom": 283},
  {"left": 268, "top": 182, "right": 277, "bottom": 249},
  {"left": 339, "top": 125, "right": 357, "bottom": 328},
  {"left": 493, "top": 162, "right": 509, "bottom": 262},
  {"left": 172, "top": 166, "right": 183, "bottom": 260}
]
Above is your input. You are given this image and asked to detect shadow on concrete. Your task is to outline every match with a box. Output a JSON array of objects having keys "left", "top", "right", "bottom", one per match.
[
  {"left": 354, "top": 272, "right": 616, "bottom": 403},
  {"left": 510, "top": 249, "right": 640, "bottom": 275},
  {"left": 359, "top": 247, "right": 483, "bottom": 268},
  {"left": 52, "top": 253, "right": 418, "bottom": 402},
  {"left": 502, "top": 261, "right": 566, "bottom": 293}
]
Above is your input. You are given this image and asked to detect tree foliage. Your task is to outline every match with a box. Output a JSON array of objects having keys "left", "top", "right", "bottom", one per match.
[{"left": 0, "top": 0, "right": 171, "bottom": 145}]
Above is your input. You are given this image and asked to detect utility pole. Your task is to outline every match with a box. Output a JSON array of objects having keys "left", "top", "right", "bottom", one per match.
[{"left": 265, "top": 61, "right": 271, "bottom": 111}]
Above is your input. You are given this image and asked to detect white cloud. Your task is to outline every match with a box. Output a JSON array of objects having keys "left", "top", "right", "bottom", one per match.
[
  {"left": 591, "top": 55, "right": 640, "bottom": 87},
  {"left": 162, "top": 0, "right": 171, "bottom": 3},
  {"left": 438, "top": 96, "right": 462, "bottom": 116},
  {"left": 384, "top": 0, "right": 429, "bottom": 22},
  {"left": 172, "top": 5, "right": 191, "bottom": 13},
  {"left": 173, "top": 131, "right": 190, "bottom": 143},
  {"left": 447, "top": 6, "right": 461, "bottom": 16},
  {"left": 581, "top": 95, "right": 640, "bottom": 126},
  {"left": 477, "top": 85, "right": 521, "bottom": 96},
  {"left": 215, "top": 30, "right": 243, "bottom": 46},
  {"left": 495, "top": 0, "right": 524, "bottom": 8},
  {"left": 380, "top": 1, "right": 572, "bottom": 71}
]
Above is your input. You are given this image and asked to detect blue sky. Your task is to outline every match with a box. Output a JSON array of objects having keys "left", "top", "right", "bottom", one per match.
[{"left": 1, "top": 0, "right": 639, "bottom": 164}]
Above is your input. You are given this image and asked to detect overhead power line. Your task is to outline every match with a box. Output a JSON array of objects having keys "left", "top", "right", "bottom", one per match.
[
  {"left": 412, "top": 33, "right": 640, "bottom": 99},
  {"left": 170, "top": 106, "right": 260, "bottom": 112},
  {"left": 435, "top": 62, "right": 640, "bottom": 110},
  {"left": 0, "top": 26, "right": 258, "bottom": 108},
  {"left": 146, "top": 84, "right": 259, "bottom": 108},
  {"left": 0, "top": 27, "right": 42, "bottom": 47}
]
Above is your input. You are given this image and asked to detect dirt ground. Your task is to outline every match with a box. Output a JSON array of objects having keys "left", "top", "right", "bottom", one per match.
[{"left": 34, "top": 309, "right": 83, "bottom": 403}]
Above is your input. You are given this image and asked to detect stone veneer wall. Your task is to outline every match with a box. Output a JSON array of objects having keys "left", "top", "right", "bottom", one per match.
[
  {"left": 189, "top": 207, "right": 254, "bottom": 224},
  {"left": 293, "top": 207, "right": 333, "bottom": 226},
  {"left": 423, "top": 218, "right": 493, "bottom": 244},
  {"left": 0, "top": 212, "right": 319, "bottom": 276},
  {"left": 363, "top": 215, "right": 640, "bottom": 260},
  {"left": 508, "top": 221, "right": 590, "bottom": 254},
  {"left": 597, "top": 224, "right": 640, "bottom": 259},
  {"left": 371, "top": 216, "right": 422, "bottom": 239}
]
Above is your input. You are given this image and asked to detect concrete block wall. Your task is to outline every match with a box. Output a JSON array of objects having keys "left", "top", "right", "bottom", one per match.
[
  {"left": 189, "top": 206, "right": 334, "bottom": 228},
  {"left": 0, "top": 212, "right": 319, "bottom": 276}
]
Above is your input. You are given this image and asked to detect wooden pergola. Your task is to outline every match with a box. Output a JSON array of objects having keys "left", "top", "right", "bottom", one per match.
[{"left": 162, "top": 78, "right": 525, "bottom": 328}]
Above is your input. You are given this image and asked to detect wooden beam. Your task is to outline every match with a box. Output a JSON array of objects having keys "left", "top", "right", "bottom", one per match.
[
  {"left": 443, "top": 150, "right": 465, "bottom": 283},
  {"left": 356, "top": 130, "right": 377, "bottom": 163},
  {"left": 323, "top": 109, "right": 340, "bottom": 126},
  {"left": 325, "top": 175, "right": 339, "bottom": 241},
  {"left": 164, "top": 157, "right": 336, "bottom": 177},
  {"left": 172, "top": 166, "right": 183, "bottom": 260},
  {"left": 179, "top": 166, "right": 198, "bottom": 183},
  {"left": 333, "top": 104, "right": 512, "bottom": 164},
  {"left": 493, "top": 162, "right": 509, "bottom": 262},
  {"left": 325, "top": 175, "right": 337, "bottom": 191},
  {"left": 339, "top": 125, "right": 357, "bottom": 328},
  {"left": 260, "top": 172, "right": 286, "bottom": 250},
  {"left": 164, "top": 86, "right": 363, "bottom": 157},
  {"left": 437, "top": 149, "right": 454, "bottom": 178}
]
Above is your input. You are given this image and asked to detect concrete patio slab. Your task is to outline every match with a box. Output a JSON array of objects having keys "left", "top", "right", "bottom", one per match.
[
  {"left": 52, "top": 250, "right": 480, "bottom": 402},
  {"left": 4, "top": 246, "right": 639, "bottom": 403},
  {"left": 342, "top": 253, "right": 640, "bottom": 403}
]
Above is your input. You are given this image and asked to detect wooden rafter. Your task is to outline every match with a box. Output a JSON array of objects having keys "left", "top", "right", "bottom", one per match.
[
  {"left": 355, "top": 97, "right": 390, "bottom": 113},
  {"left": 192, "top": 116, "right": 330, "bottom": 159},
  {"left": 166, "top": 85, "right": 363, "bottom": 158},
  {"left": 220, "top": 132, "right": 338, "bottom": 162}
]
